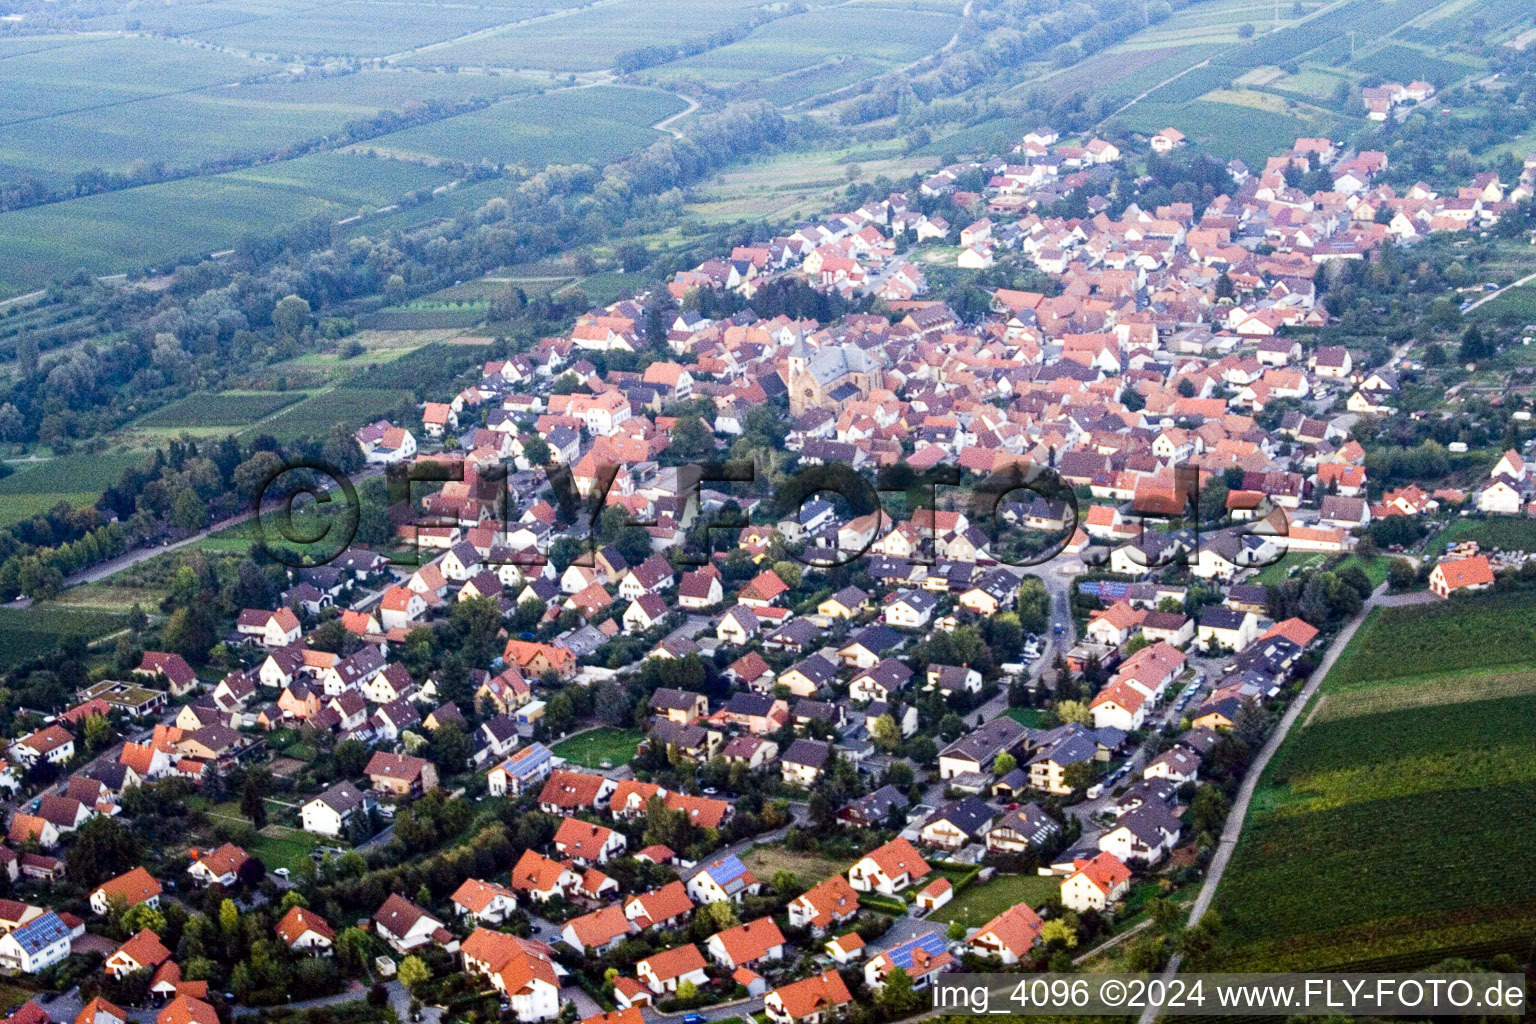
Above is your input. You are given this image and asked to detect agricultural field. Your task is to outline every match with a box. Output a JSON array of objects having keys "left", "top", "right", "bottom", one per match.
[
  {"left": 649, "top": 5, "right": 961, "bottom": 90},
  {"left": 245, "top": 387, "right": 416, "bottom": 441},
  {"left": 549, "top": 727, "right": 644, "bottom": 768},
  {"left": 0, "top": 606, "right": 130, "bottom": 669},
  {"left": 1215, "top": 592, "right": 1536, "bottom": 970},
  {"left": 193, "top": 2, "right": 516, "bottom": 59},
  {"left": 0, "top": 174, "right": 346, "bottom": 295},
  {"left": 1348, "top": 43, "right": 1477, "bottom": 88},
  {"left": 927, "top": 873, "right": 1059, "bottom": 929},
  {"left": 0, "top": 35, "right": 266, "bottom": 126},
  {"left": 1325, "top": 592, "right": 1536, "bottom": 687},
  {"left": 134, "top": 390, "right": 303, "bottom": 430},
  {"left": 401, "top": 0, "right": 775, "bottom": 71},
  {"left": 1424, "top": 515, "right": 1536, "bottom": 555},
  {"left": 1468, "top": 284, "right": 1536, "bottom": 324},
  {"left": 684, "top": 138, "right": 933, "bottom": 224},
  {"left": 1112, "top": 96, "right": 1338, "bottom": 168},
  {"left": 0, "top": 449, "right": 148, "bottom": 527},
  {"left": 363, "top": 86, "right": 685, "bottom": 168}
]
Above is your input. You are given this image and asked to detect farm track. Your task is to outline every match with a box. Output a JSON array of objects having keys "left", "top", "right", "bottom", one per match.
[{"left": 1464, "top": 269, "right": 1536, "bottom": 312}]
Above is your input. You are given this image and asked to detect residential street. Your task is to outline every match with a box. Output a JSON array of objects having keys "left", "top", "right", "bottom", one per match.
[{"left": 1133, "top": 583, "right": 1434, "bottom": 1023}]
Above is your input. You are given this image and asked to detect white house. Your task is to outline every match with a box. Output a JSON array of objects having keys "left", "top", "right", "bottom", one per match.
[
  {"left": 299, "top": 781, "right": 372, "bottom": 838},
  {"left": 1059, "top": 852, "right": 1131, "bottom": 913},
  {"left": 0, "top": 912, "right": 72, "bottom": 973}
]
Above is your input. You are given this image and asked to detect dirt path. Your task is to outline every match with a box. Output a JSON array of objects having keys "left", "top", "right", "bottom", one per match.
[{"left": 652, "top": 93, "right": 700, "bottom": 138}]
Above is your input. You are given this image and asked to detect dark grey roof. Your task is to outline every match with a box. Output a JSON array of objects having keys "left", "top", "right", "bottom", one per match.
[
  {"left": 931, "top": 796, "right": 996, "bottom": 836},
  {"left": 782, "top": 738, "right": 834, "bottom": 768}
]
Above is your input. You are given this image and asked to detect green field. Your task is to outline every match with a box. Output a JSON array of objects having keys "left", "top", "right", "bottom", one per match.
[
  {"left": 0, "top": 450, "right": 149, "bottom": 526},
  {"left": 652, "top": 6, "right": 960, "bottom": 86},
  {"left": 1349, "top": 43, "right": 1475, "bottom": 89},
  {"left": 0, "top": 606, "right": 130, "bottom": 669},
  {"left": 136, "top": 390, "right": 303, "bottom": 429},
  {"left": 1469, "top": 284, "right": 1536, "bottom": 323},
  {"left": 927, "top": 872, "right": 1059, "bottom": 929},
  {"left": 249, "top": 826, "right": 337, "bottom": 872},
  {"left": 0, "top": 174, "right": 346, "bottom": 295},
  {"left": 0, "top": 35, "right": 266, "bottom": 125},
  {"left": 244, "top": 387, "right": 416, "bottom": 441},
  {"left": 1425, "top": 516, "right": 1536, "bottom": 555},
  {"left": 1326, "top": 592, "right": 1536, "bottom": 687},
  {"left": 551, "top": 727, "right": 644, "bottom": 768},
  {"left": 367, "top": 86, "right": 685, "bottom": 168},
  {"left": 403, "top": 0, "right": 772, "bottom": 71},
  {"left": 194, "top": 2, "right": 515, "bottom": 59},
  {"left": 1215, "top": 591, "right": 1536, "bottom": 970}
]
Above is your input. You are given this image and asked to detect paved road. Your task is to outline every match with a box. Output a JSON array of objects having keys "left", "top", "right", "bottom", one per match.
[
  {"left": 1463, "top": 270, "right": 1536, "bottom": 314},
  {"left": 58, "top": 466, "right": 386, "bottom": 592},
  {"left": 1133, "top": 582, "right": 1431, "bottom": 1023}
]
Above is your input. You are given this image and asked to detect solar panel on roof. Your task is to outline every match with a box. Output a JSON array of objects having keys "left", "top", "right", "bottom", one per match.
[
  {"left": 888, "top": 929, "right": 946, "bottom": 969},
  {"left": 707, "top": 855, "right": 746, "bottom": 883},
  {"left": 14, "top": 912, "right": 69, "bottom": 954}
]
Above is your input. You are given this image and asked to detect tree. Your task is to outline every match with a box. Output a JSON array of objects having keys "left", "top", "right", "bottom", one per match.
[
  {"left": 397, "top": 955, "right": 431, "bottom": 992},
  {"left": 615, "top": 242, "right": 650, "bottom": 273},
  {"left": 994, "top": 751, "right": 1017, "bottom": 776},
  {"left": 241, "top": 770, "right": 271, "bottom": 828},
  {"left": 1056, "top": 699, "right": 1092, "bottom": 724},
  {"left": 272, "top": 295, "right": 312, "bottom": 340},
  {"left": 121, "top": 903, "right": 167, "bottom": 936},
  {"left": 219, "top": 898, "right": 240, "bottom": 937},
  {"left": 430, "top": 723, "right": 472, "bottom": 771},
  {"left": 163, "top": 604, "right": 216, "bottom": 662},
  {"left": 668, "top": 417, "right": 716, "bottom": 464},
  {"left": 878, "top": 967, "right": 923, "bottom": 1016},
  {"left": 946, "top": 920, "right": 966, "bottom": 941},
  {"left": 701, "top": 899, "right": 739, "bottom": 932},
  {"left": 65, "top": 815, "right": 142, "bottom": 887},
  {"left": 1015, "top": 575, "right": 1051, "bottom": 634},
  {"left": 1062, "top": 761, "right": 1094, "bottom": 793},
  {"left": 82, "top": 712, "right": 114, "bottom": 752},
  {"left": 870, "top": 714, "right": 902, "bottom": 752},
  {"left": 521, "top": 434, "right": 551, "bottom": 466},
  {"left": 1387, "top": 558, "right": 1418, "bottom": 592},
  {"left": 1040, "top": 919, "right": 1078, "bottom": 948},
  {"left": 172, "top": 489, "right": 209, "bottom": 531}
]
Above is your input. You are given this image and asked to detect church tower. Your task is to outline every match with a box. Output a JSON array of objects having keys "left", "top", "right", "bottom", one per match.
[{"left": 788, "top": 330, "right": 813, "bottom": 416}]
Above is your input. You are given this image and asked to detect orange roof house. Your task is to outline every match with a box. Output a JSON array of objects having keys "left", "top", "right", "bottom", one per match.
[
  {"left": 89, "top": 866, "right": 163, "bottom": 915},
  {"left": 765, "top": 970, "right": 853, "bottom": 1024},
  {"left": 1429, "top": 555, "right": 1494, "bottom": 598}
]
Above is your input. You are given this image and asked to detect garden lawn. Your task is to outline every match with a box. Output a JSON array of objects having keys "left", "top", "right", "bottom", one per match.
[
  {"left": 927, "top": 873, "right": 1058, "bottom": 928},
  {"left": 741, "top": 846, "right": 847, "bottom": 891},
  {"left": 249, "top": 826, "right": 335, "bottom": 873},
  {"left": 550, "top": 727, "right": 643, "bottom": 768}
]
